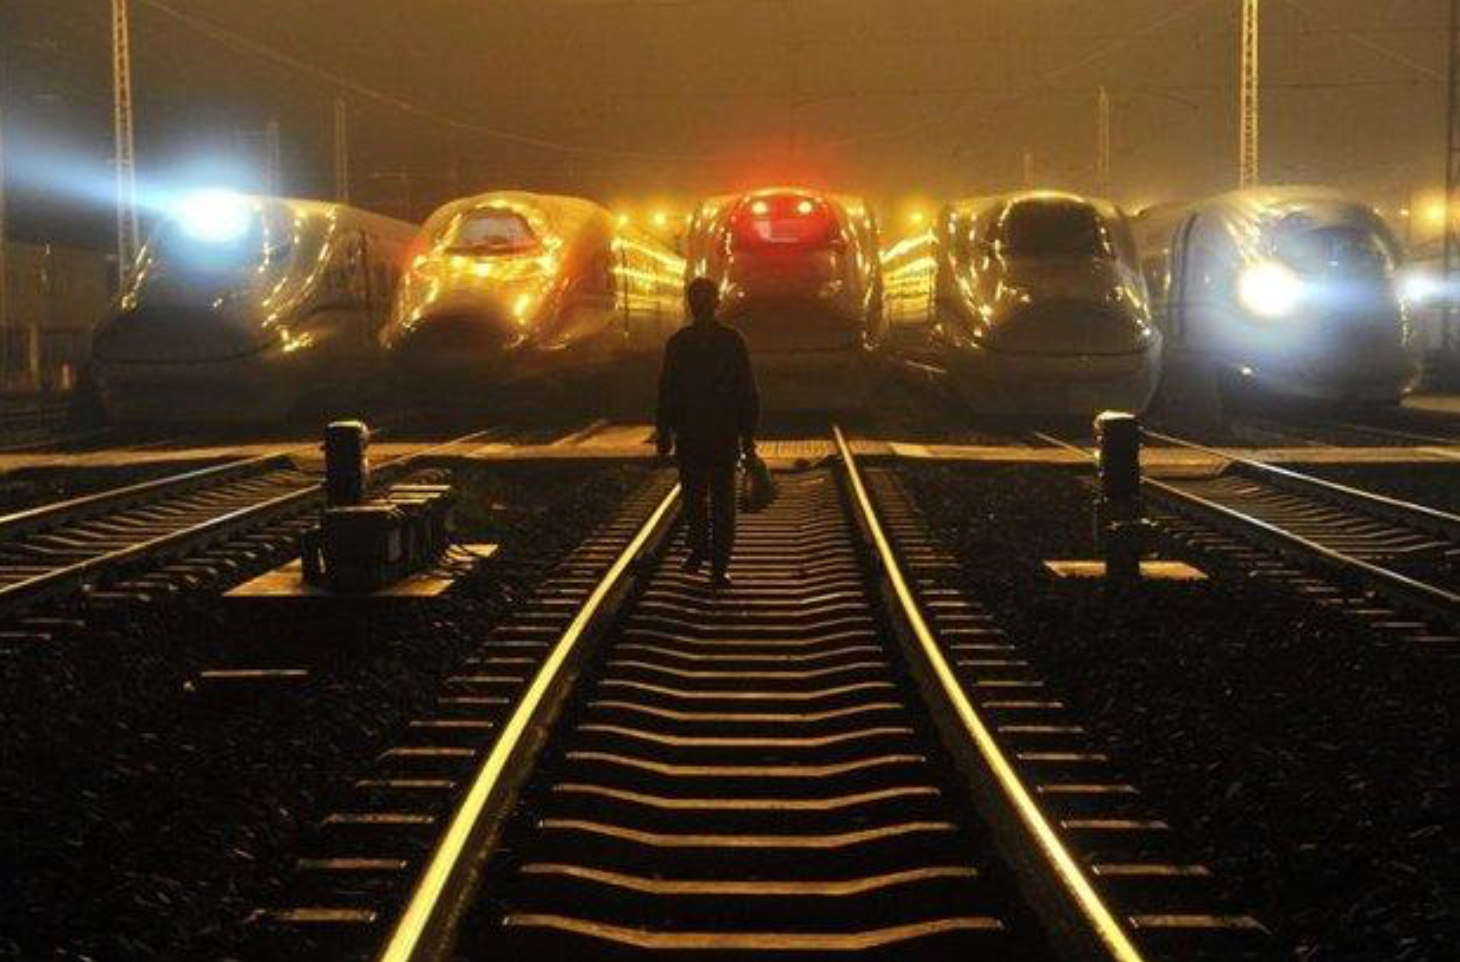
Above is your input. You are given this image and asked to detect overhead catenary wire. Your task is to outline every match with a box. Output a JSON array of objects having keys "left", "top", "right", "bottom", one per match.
[{"left": 132, "top": 0, "right": 712, "bottom": 162}]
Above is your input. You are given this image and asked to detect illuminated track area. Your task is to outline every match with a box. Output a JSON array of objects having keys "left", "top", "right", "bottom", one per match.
[
  {"left": 259, "top": 433, "right": 1265, "bottom": 961},
  {"left": 0, "top": 430, "right": 499, "bottom": 623}
]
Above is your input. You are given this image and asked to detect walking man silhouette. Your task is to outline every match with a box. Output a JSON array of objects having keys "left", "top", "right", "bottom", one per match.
[{"left": 655, "top": 277, "right": 759, "bottom": 589}]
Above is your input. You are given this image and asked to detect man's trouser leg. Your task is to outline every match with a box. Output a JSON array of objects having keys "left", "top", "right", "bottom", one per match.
[
  {"left": 678, "top": 458, "right": 710, "bottom": 561},
  {"left": 707, "top": 459, "right": 738, "bottom": 577}
]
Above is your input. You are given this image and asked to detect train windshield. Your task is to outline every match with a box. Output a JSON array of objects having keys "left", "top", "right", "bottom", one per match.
[
  {"left": 148, "top": 203, "right": 295, "bottom": 278},
  {"left": 1275, "top": 224, "right": 1397, "bottom": 277},
  {"left": 1001, "top": 201, "right": 1114, "bottom": 259},
  {"left": 446, "top": 209, "right": 539, "bottom": 254}
]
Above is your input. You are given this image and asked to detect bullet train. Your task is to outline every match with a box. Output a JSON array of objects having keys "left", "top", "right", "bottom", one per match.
[
  {"left": 682, "top": 187, "right": 883, "bottom": 406},
  {"left": 1133, "top": 186, "right": 1420, "bottom": 413},
  {"left": 879, "top": 190, "right": 1161, "bottom": 415},
  {"left": 380, "top": 191, "right": 685, "bottom": 395},
  {"left": 92, "top": 191, "right": 417, "bottom": 422}
]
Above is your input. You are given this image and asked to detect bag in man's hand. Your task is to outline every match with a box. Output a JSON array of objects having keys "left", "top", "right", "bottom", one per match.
[{"left": 738, "top": 453, "right": 777, "bottom": 513}]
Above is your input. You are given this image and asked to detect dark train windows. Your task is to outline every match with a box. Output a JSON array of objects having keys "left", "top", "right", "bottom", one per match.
[
  {"left": 1275, "top": 224, "right": 1397, "bottom": 277},
  {"left": 446, "top": 209, "right": 539, "bottom": 254},
  {"left": 999, "top": 200, "right": 1115, "bottom": 259}
]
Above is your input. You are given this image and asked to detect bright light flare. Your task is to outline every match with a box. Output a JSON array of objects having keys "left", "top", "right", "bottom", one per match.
[
  {"left": 795, "top": 199, "right": 815, "bottom": 215},
  {"left": 1237, "top": 260, "right": 1303, "bottom": 319},
  {"left": 652, "top": 211, "right": 669, "bottom": 228},
  {"left": 1400, "top": 270, "right": 1444, "bottom": 306},
  {"left": 908, "top": 210, "right": 927, "bottom": 227},
  {"left": 176, "top": 189, "right": 252, "bottom": 243}
]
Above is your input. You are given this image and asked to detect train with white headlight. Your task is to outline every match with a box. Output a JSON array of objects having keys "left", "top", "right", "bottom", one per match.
[
  {"left": 879, "top": 190, "right": 1162, "bottom": 415},
  {"left": 682, "top": 187, "right": 883, "bottom": 407},
  {"left": 91, "top": 191, "right": 417, "bottom": 422},
  {"left": 1133, "top": 186, "right": 1420, "bottom": 413},
  {"left": 380, "top": 190, "right": 685, "bottom": 397}
]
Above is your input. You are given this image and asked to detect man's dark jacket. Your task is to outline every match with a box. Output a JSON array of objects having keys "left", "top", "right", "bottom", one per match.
[{"left": 656, "top": 320, "right": 759, "bottom": 462}]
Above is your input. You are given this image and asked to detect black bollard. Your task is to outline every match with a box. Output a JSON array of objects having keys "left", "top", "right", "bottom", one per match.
[
  {"left": 1094, "top": 411, "right": 1144, "bottom": 585},
  {"left": 323, "top": 420, "right": 370, "bottom": 507}
]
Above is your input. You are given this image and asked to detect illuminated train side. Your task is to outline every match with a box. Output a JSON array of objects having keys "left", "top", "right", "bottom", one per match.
[
  {"left": 682, "top": 188, "right": 883, "bottom": 405},
  {"left": 1133, "top": 186, "right": 1420, "bottom": 410},
  {"left": 879, "top": 190, "right": 1161, "bottom": 416},
  {"left": 92, "top": 193, "right": 417, "bottom": 422},
  {"left": 380, "top": 191, "right": 685, "bottom": 391}
]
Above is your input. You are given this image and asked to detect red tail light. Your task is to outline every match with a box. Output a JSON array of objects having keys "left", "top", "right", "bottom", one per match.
[{"left": 729, "top": 194, "right": 839, "bottom": 251}]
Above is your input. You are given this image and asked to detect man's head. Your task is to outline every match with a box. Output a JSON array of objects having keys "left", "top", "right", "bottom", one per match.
[{"left": 686, "top": 277, "right": 720, "bottom": 323}]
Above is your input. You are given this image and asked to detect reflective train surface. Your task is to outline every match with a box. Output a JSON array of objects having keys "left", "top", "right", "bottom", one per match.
[
  {"left": 1133, "top": 186, "right": 1420, "bottom": 413},
  {"left": 682, "top": 188, "right": 882, "bottom": 406},
  {"left": 879, "top": 190, "right": 1161, "bottom": 415},
  {"left": 380, "top": 191, "right": 684, "bottom": 396},
  {"left": 92, "top": 192, "right": 416, "bottom": 422}
]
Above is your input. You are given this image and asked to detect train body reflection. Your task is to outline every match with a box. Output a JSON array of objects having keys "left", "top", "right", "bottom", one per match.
[
  {"left": 881, "top": 190, "right": 1161, "bottom": 416},
  {"left": 92, "top": 193, "right": 416, "bottom": 422}
]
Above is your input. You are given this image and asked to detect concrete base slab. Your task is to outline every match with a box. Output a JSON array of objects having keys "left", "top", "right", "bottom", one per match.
[
  {"left": 1044, "top": 559, "right": 1208, "bottom": 581},
  {"left": 227, "top": 544, "right": 497, "bottom": 598}
]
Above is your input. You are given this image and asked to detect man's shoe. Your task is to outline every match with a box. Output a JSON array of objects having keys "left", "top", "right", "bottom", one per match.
[{"left": 682, "top": 553, "right": 706, "bottom": 574}]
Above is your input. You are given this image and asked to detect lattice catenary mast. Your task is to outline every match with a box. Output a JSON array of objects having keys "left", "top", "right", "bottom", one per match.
[
  {"left": 1096, "top": 86, "right": 1111, "bottom": 197},
  {"left": 111, "top": 0, "right": 139, "bottom": 286},
  {"left": 1239, "top": 0, "right": 1260, "bottom": 187},
  {"left": 334, "top": 97, "right": 350, "bottom": 204}
]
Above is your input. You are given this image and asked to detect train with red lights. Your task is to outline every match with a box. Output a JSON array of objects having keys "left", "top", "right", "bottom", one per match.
[
  {"left": 91, "top": 192, "right": 416, "bottom": 422},
  {"left": 682, "top": 188, "right": 883, "bottom": 407},
  {"left": 879, "top": 190, "right": 1162, "bottom": 416},
  {"left": 380, "top": 190, "right": 685, "bottom": 400},
  {"left": 1133, "top": 186, "right": 1420, "bottom": 415}
]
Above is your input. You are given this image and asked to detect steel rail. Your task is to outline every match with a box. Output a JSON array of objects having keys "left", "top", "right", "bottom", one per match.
[
  {"left": 0, "top": 449, "right": 304, "bottom": 538},
  {"left": 833, "top": 426, "right": 1144, "bottom": 962},
  {"left": 376, "top": 482, "right": 682, "bottom": 962},
  {"left": 1042, "top": 432, "right": 1460, "bottom": 625},
  {"left": 0, "top": 428, "right": 502, "bottom": 616}
]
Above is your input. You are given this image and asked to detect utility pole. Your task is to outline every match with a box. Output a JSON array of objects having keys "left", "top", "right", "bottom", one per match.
[
  {"left": 263, "top": 119, "right": 282, "bottom": 195},
  {"left": 1096, "top": 86, "right": 1112, "bottom": 197},
  {"left": 333, "top": 97, "right": 350, "bottom": 204},
  {"left": 0, "top": 106, "right": 9, "bottom": 386},
  {"left": 111, "top": 0, "right": 139, "bottom": 286},
  {"left": 1239, "top": 0, "right": 1260, "bottom": 187},
  {"left": 1443, "top": 0, "right": 1460, "bottom": 377}
]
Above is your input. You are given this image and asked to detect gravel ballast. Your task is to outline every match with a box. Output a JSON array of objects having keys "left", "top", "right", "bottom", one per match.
[
  {"left": 0, "top": 461, "right": 657, "bottom": 959},
  {"left": 896, "top": 462, "right": 1456, "bottom": 961}
]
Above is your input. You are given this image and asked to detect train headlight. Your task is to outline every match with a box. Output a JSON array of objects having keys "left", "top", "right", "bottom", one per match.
[
  {"left": 1400, "top": 270, "right": 1442, "bottom": 306},
  {"left": 177, "top": 189, "right": 252, "bottom": 244},
  {"left": 1236, "top": 260, "right": 1303, "bottom": 319}
]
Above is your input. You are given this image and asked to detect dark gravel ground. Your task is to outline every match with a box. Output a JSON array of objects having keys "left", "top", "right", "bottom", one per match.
[
  {"left": 896, "top": 463, "right": 1456, "bottom": 961},
  {"left": 0, "top": 461, "right": 656, "bottom": 960}
]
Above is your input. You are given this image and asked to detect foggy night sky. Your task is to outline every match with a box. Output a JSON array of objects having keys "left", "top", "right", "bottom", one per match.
[{"left": 0, "top": 0, "right": 1448, "bottom": 247}]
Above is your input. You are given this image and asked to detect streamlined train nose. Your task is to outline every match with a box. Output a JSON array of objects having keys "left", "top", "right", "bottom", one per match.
[
  {"left": 983, "top": 261, "right": 1154, "bottom": 355},
  {"left": 92, "top": 301, "right": 276, "bottom": 364}
]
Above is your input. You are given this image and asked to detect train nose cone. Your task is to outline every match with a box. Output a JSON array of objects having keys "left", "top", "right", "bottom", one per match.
[
  {"left": 92, "top": 301, "right": 274, "bottom": 364},
  {"left": 986, "top": 260, "right": 1154, "bottom": 356}
]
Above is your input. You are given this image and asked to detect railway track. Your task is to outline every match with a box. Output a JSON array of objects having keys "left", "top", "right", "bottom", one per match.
[
  {"left": 1140, "top": 430, "right": 1460, "bottom": 631},
  {"left": 0, "top": 429, "right": 498, "bottom": 621},
  {"left": 1038, "top": 427, "right": 1459, "bottom": 642},
  {"left": 259, "top": 431, "right": 1265, "bottom": 961}
]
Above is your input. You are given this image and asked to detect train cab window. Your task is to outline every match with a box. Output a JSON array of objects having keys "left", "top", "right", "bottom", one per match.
[
  {"left": 446, "top": 209, "right": 539, "bottom": 255},
  {"left": 999, "top": 201, "right": 1114, "bottom": 259},
  {"left": 1274, "top": 224, "right": 1396, "bottom": 277}
]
